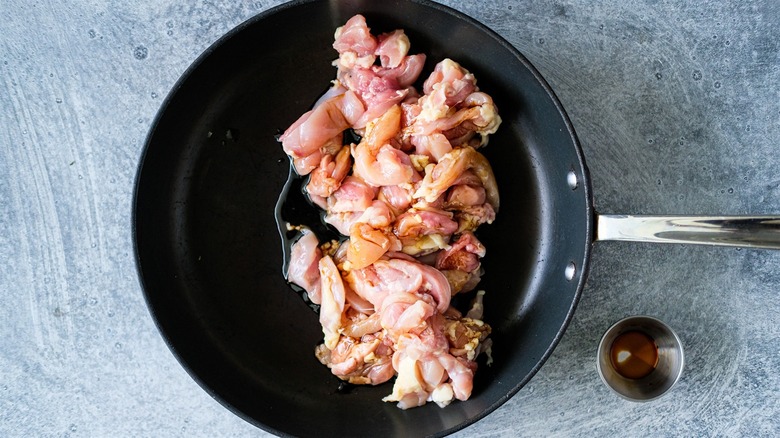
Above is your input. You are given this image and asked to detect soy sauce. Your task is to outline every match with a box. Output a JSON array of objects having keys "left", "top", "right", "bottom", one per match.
[{"left": 609, "top": 331, "right": 659, "bottom": 379}]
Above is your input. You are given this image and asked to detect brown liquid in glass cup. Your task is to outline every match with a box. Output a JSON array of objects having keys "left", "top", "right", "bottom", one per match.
[{"left": 609, "top": 330, "right": 659, "bottom": 379}]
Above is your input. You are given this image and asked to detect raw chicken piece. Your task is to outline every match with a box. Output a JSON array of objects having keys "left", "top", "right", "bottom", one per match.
[
  {"left": 435, "top": 232, "right": 486, "bottom": 294},
  {"left": 347, "top": 223, "right": 402, "bottom": 270},
  {"left": 345, "top": 200, "right": 398, "bottom": 269},
  {"left": 323, "top": 335, "right": 380, "bottom": 377},
  {"left": 306, "top": 145, "right": 352, "bottom": 198},
  {"left": 356, "top": 200, "right": 396, "bottom": 229},
  {"left": 376, "top": 30, "right": 410, "bottom": 68},
  {"left": 333, "top": 14, "right": 377, "bottom": 58},
  {"left": 439, "top": 269, "right": 478, "bottom": 296},
  {"left": 411, "top": 259, "right": 452, "bottom": 314},
  {"left": 352, "top": 141, "right": 414, "bottom": 187},
  {"left": 382, "top": 353, "right": 430, "bottom": 409},
  {"left": 460, "top": 92, "right": 502, "bottom": 139},
  {"left": 393, "top": 208, "right": 458, "bottom": 257},
  {"left": 442, "top": 170, "right": 487, "bottom": 208},
  {"left": 415, "top": 92, "right": 501, "bottom": 147},
  {"left": 466, "top": 290, "right": 486, "bottom": 320},
  {"left": 343, "top": 310, "right": 381, "bottom": 338},
  {"left": 455, "top": 203, "right": 497, "bottom": 233},
  {"left": 376, "top": 54, "right": 426, "bottom": 88},
  {"left": 352, "top": 105, "right": 414, "bottom": 186},
  {"left": 339, "top": 67, "right": 409, "bottom": 129},
  {"left": 394, "top": 209, "right": 459, "bottom": 239},
  {"left": 327, "top": 176, "right": 378, "bottom": 213},
  {"left": 449, "top": 170, "right": 483, "bottom": 187},
  {"left": 319, "top": 256, "right": 347, "bottom": 349},
  {"left": 436, "top": 353, "right": 474, "bottom": 401},
  {"left": 280, "top": 92, "right": 364, "bottom": 160},
  {"left": 344, "top": 285, "right": 375, "bottom": 316},
  {"left": 346, "top": 257, "right": 450, "bottom": 314},
  {"left": 291, "top": 131, "right": 343, "bottom": 175},
  {"left": 315, "top": 333, "right": 395, "bottom": 386},
  {"left": 378, "top": 183, "right": 416, "bottom": 214},
  {"left": 408, "top": 94, "right": 501, "bottom": 142},
  {"left": 286, "top": 230, "right": 322, "bottom": 304},
  {"left": 313, "top": 83, "right": 348, "bottom": 108},
  {"left": 380, "top": 292, "right": 436, "bottom": 339},
  {"left": 422, "top": 59, "right": 477, "bottom": 108},
  {"left": 400, "top": 235, "right": 450, "bottom": 258},
  {"left": 400, "top": 100, "right": 422, "bottom": 133},
  {"left": 414, "top": 146, "right": 499, "bottom": 212},
  {"left": 291, "top": 149, "right": 323, "bottom": 176},
  {"left": 323, "top": 176, "right": 379, "bottom": 238},
  {"left": 444, "top": 313, "right": 492, "bottom": 361},
  {"left": 411, "top": 132, "right": 452, "bottom": 161},
  {"left": 346, "top": 258, "right": 421, "bottom": 310},
  {"left": 324, "top": 211, "right": 363, "bottom": 236},
  {"left": 435, "top": 232, "right": 485, "bottom": 271},
  {"left": 446, "top": 184, "right": 486, "bottom": 208},
  {"left": 360, "top": 333, "right": 397, "bottom": 384}
]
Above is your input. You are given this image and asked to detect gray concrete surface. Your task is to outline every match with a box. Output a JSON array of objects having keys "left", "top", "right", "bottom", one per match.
[{"left": 2, "top": 0, "right": 779, "bottom": 436}]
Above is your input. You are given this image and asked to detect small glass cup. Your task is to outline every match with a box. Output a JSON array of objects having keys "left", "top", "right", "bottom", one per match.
[{"left": 597, "top": 315, "right": 684, "bottom": 401}]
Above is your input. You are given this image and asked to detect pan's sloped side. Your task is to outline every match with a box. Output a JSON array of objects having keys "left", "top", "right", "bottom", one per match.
[{"left": 133, "top": 1, "right": 592, "bottom": 436}]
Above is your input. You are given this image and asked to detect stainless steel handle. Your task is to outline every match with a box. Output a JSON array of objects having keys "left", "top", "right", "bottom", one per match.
[{"left": 596, "top": 215, "right": 780, "bottom": 249}]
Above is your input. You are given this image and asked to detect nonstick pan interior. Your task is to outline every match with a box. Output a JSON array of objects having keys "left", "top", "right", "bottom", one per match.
[{"left": 133, "top": 1, "right": 593, "bottom": 436}]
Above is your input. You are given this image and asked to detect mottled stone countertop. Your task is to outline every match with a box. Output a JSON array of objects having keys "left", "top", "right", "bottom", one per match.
[{"left": 2, "top": 0, "right": 779, "bottom": 436}]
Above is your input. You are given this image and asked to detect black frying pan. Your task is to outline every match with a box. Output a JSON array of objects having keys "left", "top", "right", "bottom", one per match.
[{"left": 133, "top": 0, "right": 780, "bottom": 437}]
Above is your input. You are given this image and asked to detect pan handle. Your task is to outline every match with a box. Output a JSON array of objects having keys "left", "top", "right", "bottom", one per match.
[{"left": 595, "top": 215, "right": 780, "bottom": 250}]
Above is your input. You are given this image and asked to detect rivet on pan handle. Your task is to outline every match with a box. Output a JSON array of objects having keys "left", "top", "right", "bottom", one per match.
[{"left": 596, "top": 215, "right": 780, "bottom": 249}]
